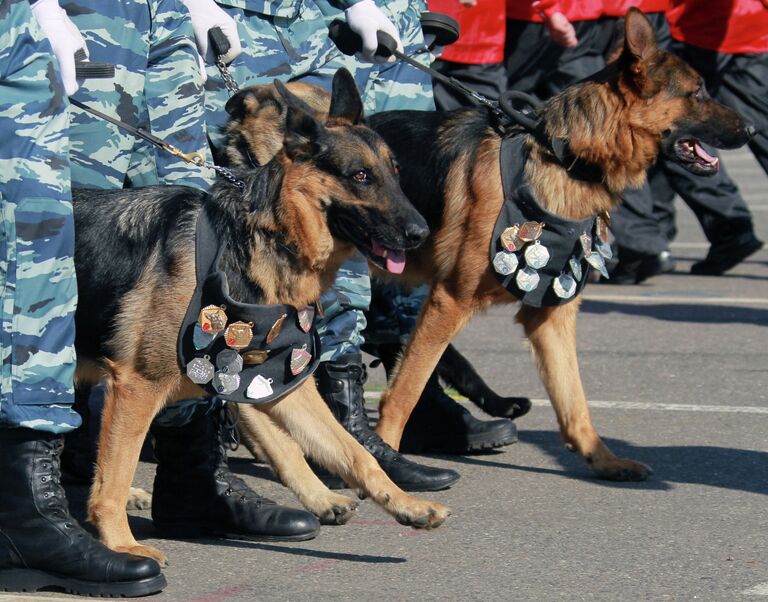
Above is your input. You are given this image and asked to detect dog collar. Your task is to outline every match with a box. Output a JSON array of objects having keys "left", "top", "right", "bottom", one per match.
[
  {"left": 489, "top": 135, "right": 611, "bottom": 307},
  {"left": 177, "top": 206, "right": 320, "bottom": 404}
]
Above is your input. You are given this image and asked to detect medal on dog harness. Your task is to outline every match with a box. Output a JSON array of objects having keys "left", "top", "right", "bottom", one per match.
[
  {"left": 178, "top": 207, "right": 320, "bottom": 404},
  {"left": 490, "top": 135, "right": 607, "bottom": 307}
]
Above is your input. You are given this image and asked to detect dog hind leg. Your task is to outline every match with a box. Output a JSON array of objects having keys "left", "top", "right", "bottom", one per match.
[
  {"left": 237, "top": 403, "right": 360, "bottom": 525},
  {"left": 517, "top": 302, "right": 651, "bottom": 481},
  {"left": 87, "top": 363, "right": 170, "bottom": 565},
  {"left": 265, "top": 382, "right": 450, "bottom": 529}
]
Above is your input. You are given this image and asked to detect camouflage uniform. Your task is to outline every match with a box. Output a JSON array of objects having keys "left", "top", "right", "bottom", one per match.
[
  {"left": 0, "top": 0, "right": 80, "bottom": 433},
  {"left": 204, "top": 0, "right": 433, "bottom": 361},
  {"left": 64, "top": 0, "right": 213, "bottom": 190},
  {"left": 64, "top": 0, "right": 216, "bottom": 427}
]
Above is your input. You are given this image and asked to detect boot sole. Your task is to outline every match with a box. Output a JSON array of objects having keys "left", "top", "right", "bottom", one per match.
[
  {"left": 318, "top": 471, "right": 460, "bottom": 492},
  {"left": 155, "top": 523, "right": 319, "bottom": 542},
  {"left": 401, "top": 423, "right": 518, "bottom": 455},
  {"left": 0, "top": 569, "right": 166, "bottom": 598}
]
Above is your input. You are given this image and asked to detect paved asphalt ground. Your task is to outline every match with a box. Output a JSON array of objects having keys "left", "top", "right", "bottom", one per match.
[{"left": 4, "top": 148, "right": 766, "bottom": 602}]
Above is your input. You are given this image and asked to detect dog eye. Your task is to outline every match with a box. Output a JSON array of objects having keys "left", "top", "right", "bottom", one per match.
[{"left": 352, "top": 169, "right": 370, "bottom": 183}]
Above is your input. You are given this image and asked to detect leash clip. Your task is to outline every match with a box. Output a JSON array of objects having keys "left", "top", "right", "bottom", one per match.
[{"left": 163, "top": 143, "right": 206, "bottom": 166}]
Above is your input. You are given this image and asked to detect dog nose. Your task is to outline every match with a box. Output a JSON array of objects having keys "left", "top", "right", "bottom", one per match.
[{"left": 404, "top": 222, "right": 429, "bottom": 246}]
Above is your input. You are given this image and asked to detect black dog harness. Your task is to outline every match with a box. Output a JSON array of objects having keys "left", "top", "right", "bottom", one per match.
[
  {"left": 490, "top": 135, "right": 612, "bottom": 307},
  {"left": 178, "top": 208, "right": 320, "bottom": 404}
]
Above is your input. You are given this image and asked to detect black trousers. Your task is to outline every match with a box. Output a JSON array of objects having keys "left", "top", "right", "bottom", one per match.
[{"left": 432, "top": 60, "right": 506, "bottom": 111}]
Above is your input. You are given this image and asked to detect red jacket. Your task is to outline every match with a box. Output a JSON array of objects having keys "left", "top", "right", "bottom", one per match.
[
  {"left": 667, "top": 0, "right": 768, "bottom": 53},
  {"left": 429, "top": 0, "right": 506, "bottom": 63},
  {"left": 602, "top": 0, "right": 668, "bottom": 17},
  {"left": 505, "top": 0, "right": 603, "bottom": 22}
]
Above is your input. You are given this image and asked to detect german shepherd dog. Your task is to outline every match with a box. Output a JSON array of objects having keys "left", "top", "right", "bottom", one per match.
[
  {"left": 72, "top": 69, "right": 450, "bottom": 565},
  {"left": 231, "top": 9, "right": 753, "bottom": 488}
]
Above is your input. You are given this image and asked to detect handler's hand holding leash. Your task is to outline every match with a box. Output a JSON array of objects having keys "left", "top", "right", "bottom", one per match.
[{"left": 344, "top": 0, "right": 403, "bottom": 63}]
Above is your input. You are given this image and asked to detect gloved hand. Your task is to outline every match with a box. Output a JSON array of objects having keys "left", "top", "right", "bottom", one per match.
[
  {"left": 180, "top": 0, "right": 242, "bottom": 65},
  {"left": 345, "top": 0, "right": 402, "bottom": 64},
  {"left": 31, "top": 0, "right": 88, "bottom": 95}
]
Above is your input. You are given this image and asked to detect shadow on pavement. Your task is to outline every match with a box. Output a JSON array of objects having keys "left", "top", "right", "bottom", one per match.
[
  {"left": 581, "top": 299, "right": 768, "bottom": 326},
  {"left": 492, "top": 430, "right": 768, "bottom": 496}
]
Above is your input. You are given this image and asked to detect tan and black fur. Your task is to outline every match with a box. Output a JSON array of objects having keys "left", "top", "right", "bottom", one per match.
[
  {"left": 232, "top": 10, "right": 753, "bottom": 486},
  {"left": 72, "top": 70, "right": 449, "bottom": 566}
]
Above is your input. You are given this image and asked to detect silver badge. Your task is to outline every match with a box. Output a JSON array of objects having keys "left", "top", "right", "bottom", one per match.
[
  {"left": 216, "top": 349, "right": 243, "bottom": 374},
  {"left": 580, "top": 232, "right": 593, "bottom": 257},
  {"left": 186, "top": 356, "right": 215, "bottom": 385},
  {"left": 553, "top": 273, "right": 577, "bottom": 299},
  {"left": 493, "top": 251, "right": 519, "bottom": 276},
  {"left": 516, "top": 266, "right": 540, "bottom": 292},
  {"left": 569, "top": 257, "right": 583, "bottom": 281},
  {"left": 193, "top": 323, "right": 216, "bottom": 350},
  {"left": 595, "top": 238, "right": 613, "bottom": 260},
  {"left": 524, "top": 241, "right": 550, "bottom": 269},
  {"left": 246, "top": 375, "right": 274, "bottom": 400},
  {"left": 213, "top": 372, "right": 240, "bottom": 395},
  {"left": 586, "top": 251, "right": 610, "bottom": 279}
]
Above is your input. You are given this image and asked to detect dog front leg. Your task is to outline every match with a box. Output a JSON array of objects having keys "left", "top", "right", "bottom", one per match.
[
  {"left": 517, "top": 302, "right": 651, "bottom": 481},
  {"left": 376, "top": 281, "right": 475, "bottom": 449},
  {"left": 266, "top": 383, "right": 450, "bottom": 529},
  {"left": 88, "top": 366, "right": 169, "bottom": 565},
  {"left": 237, "top": 403, "right": 360, "bottom": 525}
]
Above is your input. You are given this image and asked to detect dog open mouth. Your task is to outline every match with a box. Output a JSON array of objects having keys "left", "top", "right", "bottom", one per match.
[
  {"left": 331, "top": 215, "right": 408, "bottom": 275},
  {"left": 674, "top": 138, "right": 720, "bottom": 174}
]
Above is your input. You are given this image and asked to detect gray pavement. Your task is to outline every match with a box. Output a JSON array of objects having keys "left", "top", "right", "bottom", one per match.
[{"left": 6, "top": 148, "right": 767, "bottom": 602}]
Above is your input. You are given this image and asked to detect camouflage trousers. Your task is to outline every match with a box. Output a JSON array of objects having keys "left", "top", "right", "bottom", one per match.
[
  {"left": 0, "top": 0, "right": 80, "bottom": 433},
  {"left": 65, "top": 0, "right": 213, "bottom": 190},
  {"left": 205, "top": 0, "right": 434, "bottom": 362}
]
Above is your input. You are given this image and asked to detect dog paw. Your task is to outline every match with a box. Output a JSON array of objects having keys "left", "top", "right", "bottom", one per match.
[
  {"left": 394, "top": 499, "right": 451, "bottom": 530},
  {"left": 593, "top": 457, "right": 652, "bottom": 481},
  {"left": 115, "top": 543, "right": 168, "bottom": 567},
  {"left": 126, "top": 487, "right": 152, "bottom": 511},
  {"left": 309, "top": 492, "right": 360, "bottom": 525}
]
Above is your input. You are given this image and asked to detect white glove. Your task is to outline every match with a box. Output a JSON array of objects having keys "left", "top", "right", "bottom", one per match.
[
  {"left": 345, "top": 0, "right": 403, "bottom": 64},
  {"left": 180, "top": 0, "right": 242, "bottom": 65},
  {"left": 31, "top": 0, "right": 88, "bottom": 96}
]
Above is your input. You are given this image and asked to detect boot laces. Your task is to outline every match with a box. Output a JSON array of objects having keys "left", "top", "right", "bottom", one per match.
[{"left": 41, "top": 437, "right": 81, "bottom": 532}]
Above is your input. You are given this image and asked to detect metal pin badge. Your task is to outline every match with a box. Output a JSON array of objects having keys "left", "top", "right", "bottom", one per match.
[
  {"left": 213, "top": 372, "right": 240, "bottom": 395},
  {"left": 198, "top": 305, "right": 227, "bottom": 334},
  {"left": 216, "top": 349, "right": 243, "bottom": 374},
  {"left": 493, "top": 251, "right": 519, "bottom": 276},
  {"left": 297, "top": 305, "right": 315, "bottom": 333},
  {"left": 516, "top": 266, "right": 540, "bottom": 292},
  {"left": 193, "top": 322, "right": 216, "bottom": 350},
  {"left": 569, "top": 257, "right": 583, "bottom": 281},
  {"left": 246, "top": 375, "right": 274, "bottom": 400},
  {"left": 186, "top": 356, "right": 215, "bottom": 384},
  {"left": 500, "top": 224, "right": 521, "bottom": 252},
  {"left": 595, "top": 214, "right": 609, "bottom": 243},
  {"left": 266, "top": 313, "right": 288, "bottom": 344},
  {"left": 553, "top": 273, "right": 577, "bottom": 299},
  {"left": 524, "top": 241, "right": 550, "bottom": 269},
  {"left": 224, "top": 321, "right": 253, "bottom": 350},
  {"left": 595, "top": 238, "right": 613, "bottom": 260},
  {"left": 242, "top": 349, "right": 269, "bottom": 366},
  {"left": 580, "top": 232, "right": 593, "bottom": 257},
  {"left": 519, "top": 221, "right": 545, "bottom": 242},
  {"left": 290, "top": 345, "right": 312, "bottom": 376},
  {"left": 586, "top": 252, "right": 610, "bottom": 279}
]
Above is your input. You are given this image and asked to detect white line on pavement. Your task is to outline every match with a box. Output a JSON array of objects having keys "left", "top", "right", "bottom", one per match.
[
  {"left": 528, "top": 398, "right": 768, "bottom": 414},
  {"left": 582, "top": 293, "right": 768, "bottom": 305},
  {"left": 742, "top": 581, "right": 768, "bottom": 596}
]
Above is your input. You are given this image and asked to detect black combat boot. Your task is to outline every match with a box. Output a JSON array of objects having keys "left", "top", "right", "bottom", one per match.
[
  {"left": 151, "top": 404, "right": 320, "bottom": 541},
  {"left": 400, "top": 373, "right": 518, "bottom": 454},
  {"left": 314, "top": 353, "right": 460, "bottom": 492},
  {"left": 375, "top": 344, "right": 518, "bottom": 454},
  {"left": 0, "top": 428, "right": 165, "bottom": 597},
  {"left": 691, "top": 219, "right": 764, "bottom": 275}
]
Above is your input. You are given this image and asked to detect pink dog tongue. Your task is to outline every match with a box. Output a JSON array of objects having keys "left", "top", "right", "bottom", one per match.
[
  {"left": 694, "top": 142, "right": 719, "bottom": 167},
  {"left": 371, "top": 240, "right": 406, "bottom": 274}
]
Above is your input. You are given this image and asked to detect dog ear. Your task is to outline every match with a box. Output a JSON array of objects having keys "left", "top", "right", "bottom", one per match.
[
  {"left": 225, "top": 88, "right": 259, "bottom": 119},
  {"left": 624, "top": 7, "right": 656, "bottom": 63},
  {"left": 273, "top": 79, "right": 319, "bottom": 116},
  {"left": 283, "top": 102, "right": 324, "bottom": 160},
  {"left": 328, "top": 68, "right": 364, "bottom": 125}
]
